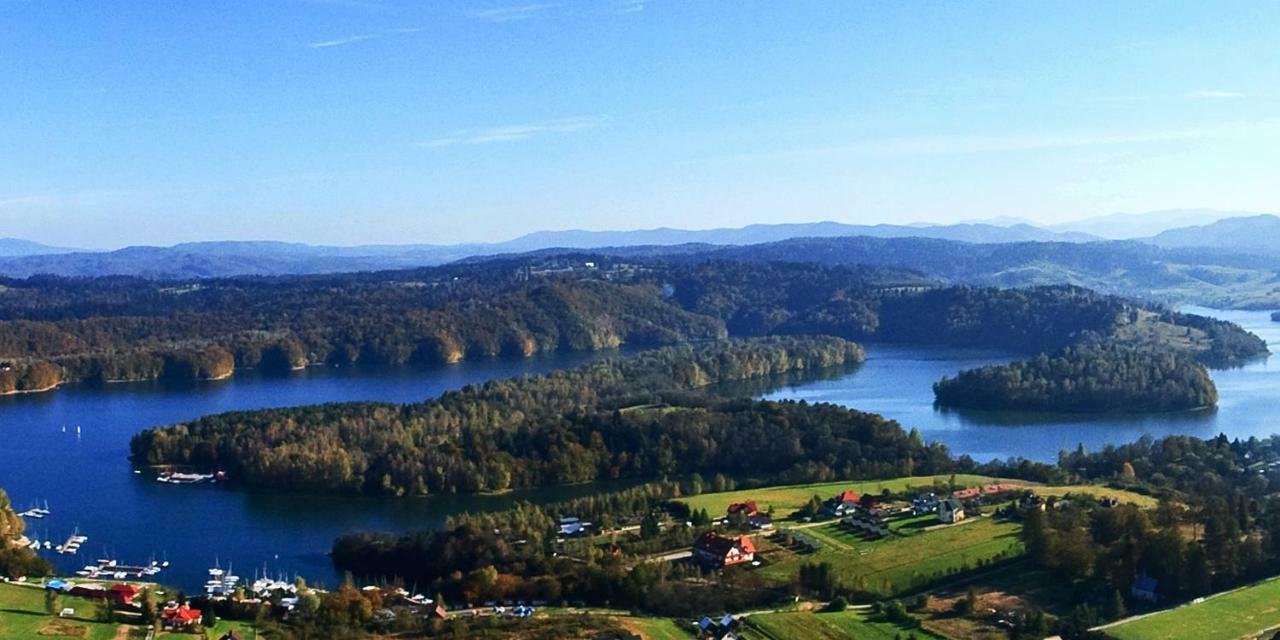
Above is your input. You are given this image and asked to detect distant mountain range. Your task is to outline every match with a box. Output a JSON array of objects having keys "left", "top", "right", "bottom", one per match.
[
  {"left": 0, "top": 222, "right": 1096, "bottom": 279},
  {"left": 1047, "top": 208, "right": 1256, "bottom": 239},
  {"left": 1145, "top": 215, "right": 1280, "bottom": 254},
  {"left": 0, "top": 238, "right": 79, "bottom": 258},
  {"left": 1, "top": 211, "right": 1278, "bottom": 282}
]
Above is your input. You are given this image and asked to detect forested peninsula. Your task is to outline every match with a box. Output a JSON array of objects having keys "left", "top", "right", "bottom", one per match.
[
  {"left": 933, "top": 346, "right": 1219, "bottom": 413},
  {"left": 0, "top": 259, "right": 1266, "bottom": 395},
  {"left": 130, "top": 336, "right": 902, "bottom": 495}
]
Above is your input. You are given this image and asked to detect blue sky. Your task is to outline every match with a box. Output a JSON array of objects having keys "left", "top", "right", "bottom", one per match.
[{"left": 2, "top": 0, "right": 1279, "bottom": 248}]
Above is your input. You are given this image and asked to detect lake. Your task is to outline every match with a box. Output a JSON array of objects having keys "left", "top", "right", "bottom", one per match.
[
  {"left": 763, "top": 307, "right": 1280, "bottom": 463},
  {"left": 0, "top": 349, "right": 631, "bottom": 591},
  {"left": 3, "top": 308, "right": 1280, "bottom": 591}
]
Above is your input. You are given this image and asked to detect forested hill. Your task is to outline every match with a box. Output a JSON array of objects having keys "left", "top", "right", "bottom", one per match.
[
  {"left": 129, "top": 337, "right": 881, "bottom": 494},
  {"left": 934, "top": 345, "right": 1219, "bottom": 413},
  {"left": 0, "top": 260, "right": 1265, "bottom": 394},
  {"left": 528, "top": 235, "right": 1280, "bottom": 309}
]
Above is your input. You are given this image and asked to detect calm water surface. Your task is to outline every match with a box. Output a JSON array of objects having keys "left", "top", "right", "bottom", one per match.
[
  {"left": 764, "top": 307, "right": 1280, "bottom": 463},
  {"left": 0, "top": 350, "right": 629, "bottom": 590}
]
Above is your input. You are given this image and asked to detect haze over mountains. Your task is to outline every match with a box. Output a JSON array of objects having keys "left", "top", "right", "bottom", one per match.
[{"left": 0, "top": 210, "right": 1276, "bottom": 282}]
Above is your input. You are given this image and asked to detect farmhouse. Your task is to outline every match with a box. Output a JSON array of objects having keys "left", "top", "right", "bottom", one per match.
[
  {"left": 109, "top": 583, "right": 141, "bottom": 606},
  {"left": 162, "top": 603, "right": 203, "bottom": 631},
  {"left": 822, "top": 489, "right": 861, "bottom": 518},
  {"left": 693, "top": 532, "right": 756, "bottom": 568},
  {"left": 912, "top": 492, "right": 940, "bottom": 515},
  {"left": 726, "top": 501, "right": 758, "bottom": 517},
  {"left": 938, "top": 498, "right": 966, "bottom": 524}
]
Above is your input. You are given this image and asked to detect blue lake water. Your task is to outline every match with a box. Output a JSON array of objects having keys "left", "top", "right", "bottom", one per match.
[
  {"left": 0, "top": 350, "right": 628, "bottom": 591},
  {"left": 764, "top": 307, "right": 1280, "bottom": 463},
  {"left": 3, "top": 308, "right": 1279, "bottom": 591}
]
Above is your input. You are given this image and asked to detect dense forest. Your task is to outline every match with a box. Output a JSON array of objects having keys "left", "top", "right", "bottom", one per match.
[
  {"left": 130, "top": 337, "right": 912, "bottom": 494},
  {"left": 0, "top": 258, "right": 1264, "bottom": 395},
  {"left": 933, "top": 346, "right": 1219, "bottom": 413}
]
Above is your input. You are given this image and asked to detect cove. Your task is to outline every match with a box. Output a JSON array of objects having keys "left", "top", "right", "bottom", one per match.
[
  {"left": 0, "top": 349, "right": 632, "bottom": 591},
  {"left": 763, "top": 308, "right": 1280, "bottom": 464}
]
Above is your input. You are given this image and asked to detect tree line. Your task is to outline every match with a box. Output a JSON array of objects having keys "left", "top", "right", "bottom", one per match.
[{"left": 0, "top": 259, "right": 1263, "bottom": 393}]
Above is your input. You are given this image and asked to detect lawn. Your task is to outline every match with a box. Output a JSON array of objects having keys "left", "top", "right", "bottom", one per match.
[
  {"left": 0, "top": 581, "right": 123, "bottom": 640},
  {"left": 1106, "top": 576, "right": 1280, "bottom": 640},
  {"left": 0, "top": 581, "right": 256, "bottom": 640},
  {"left": 617, "top": 616, "right": 692, "bottom": 640},
  {"left": 758, "top": 517, "right": 1024, "bottom": 597},
  {"left": 678, "top": 474, "right": 1004, "bottom": 516},
  {"left": 1031, "top": 485, "right": 1158, "bottom": 509},
  {"left": 748, "top": 610, "right": 941, "bottom": 639}
]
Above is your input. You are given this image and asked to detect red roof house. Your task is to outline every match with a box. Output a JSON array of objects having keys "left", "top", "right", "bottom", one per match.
[
  {"left": 837, "top": 490, "right": 861, "bottom": 504},
  {"left": 693, "top": 532, "right": 757, "bottom": 568},
  {"left": 727, "top": 501, "right": 759, "bottom": 517},
  {"left": 162, "top": 604, "right": 203, "bottom": 630},
  {"left": 108, "top": 583, "right": 141, "bottom": 606}
]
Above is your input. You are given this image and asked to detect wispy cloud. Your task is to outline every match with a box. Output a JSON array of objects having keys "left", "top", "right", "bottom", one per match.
[
  {"left": 305, "top": 26, "right": 421, "bottom": 49},
  {"left": 471, "top": 3, "right": 559, "bottom": 23},
  {"left": 1186, "top": 90, "right": 1247, "bottom": 99},
  {"left": 420, "top": 116, "right": 605, "bottom": 147},
  {"left": 616, "top": 0, "right": 646, "bottom": 13},
  {"left": 307, "top": 33, "right": 379, "bottom": 48}
]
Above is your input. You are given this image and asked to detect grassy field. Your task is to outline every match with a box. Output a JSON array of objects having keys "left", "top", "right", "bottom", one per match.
[
  {"left": 758, "top": 517, "right": 1024, "bottom": 597},
  {"left": 0, "top": 581, "right": 124, "bottom": 640},
  {"left": 678, "top": 476, "right": 1158, "bottom": 517},
  {"left": 678, "top": 474, "right": 1004, "bottom": 516},
  {"left": 748, "top": 610, "right": 942, "bottom": 639},
  {"left": 0, "top": 581, "right": 255, "bottom": 640},
  {"left": 617, "top": 616, "right": 692, "bottom": 640},
  {"left": 1031, "top": 485, "right": 1158, "bottom": 509},
  {"left": 1106, "top": 576, "right": 1280, "bottom": 640}
]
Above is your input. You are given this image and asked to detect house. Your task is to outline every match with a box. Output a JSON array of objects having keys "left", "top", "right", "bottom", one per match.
[
  {"left": 109, "top": 583, "right": 141, "bottom": 606},
  {"left": 938, "top": 498, "right": 966, "bottom": 524},
  {"left": 1131, "top": 573, "right": 1159, "bottom": 603},
  {"left": 697, "top": 614, "right": 739, "bottom": 640},
  {"left": 693, "top": 532, "right": 756, "bottom": 568},
  {"left": 162, "top": 604, "right": 203, "bottom": 631},
  {"left": 912, "top": 492, "right": 940, "bottom": 515},
  {"left": 726, "top": 501, "right": 758, "bottom": 517},
  {"left": 1019, "top": 493, "right": 1046, "bottom": 513},
  {"left": 821, "top": 490, "right": 861, "bottom": 518},
  {"left": 45, "top": 579, "right": 69, "bottom": 592},
  {"left": 428, "top": 603, "right": 449, "bottom": 620},
  {"left": 559, "top": 516, "right": 585, "bottom": 537},
  {"left": 748, "top": 514, "right": 773, "bottom": 530}
]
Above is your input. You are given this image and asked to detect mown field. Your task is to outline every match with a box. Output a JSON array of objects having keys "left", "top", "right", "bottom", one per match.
[
  {"left": 678, "top": 476, "right": 1158, "bottom": 516},
  {"left": 617, "top": 616, "right": 692, "bottom": 640},
  {"left": 678, "top": 474, "right": 1003, "bottom": 515},
  {"left": 747, "top": 610, "right": 942, "bottom": 639},
  {"left": 0, "top": 581, "right": 126, "bottom": 640},
  {"left": 0, "top": 581, "right": 255, "bottom": 640},
  {"left": 1106, "top": 576, "right": 1280, "bottom": 640},
  {"left": 758, "top": 517, "right": 1024, "bottom": 597}
]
